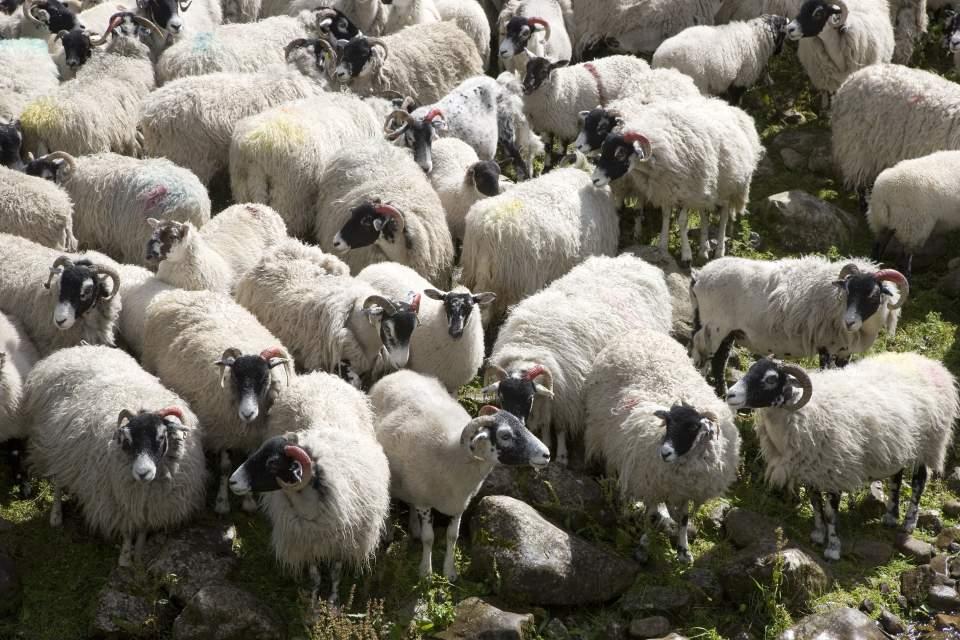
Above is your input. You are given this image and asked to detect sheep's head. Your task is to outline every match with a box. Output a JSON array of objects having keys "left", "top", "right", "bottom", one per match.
[
  {"left": 652, "top": 402, "right": 721, "bottom": 463},
  {"left": 333, "top": 201, "right": 405, "bottom": 252},
  {"left": 499, "top": 15, "right": 550, "bottom": 59},
  {"left": 334, "top": 34, "right": 386, "bottom": 83},
  {"left": 384, "top": 108, "right": 445, "bottom": 173},
  {"left": 24, "top": 150, "right": 75, "bottom": 183},
  {"left": 313, "top": 7, "right": 359, "bottom": 41},
  {"left": 22, "top": 0, "right": 78, "bottom": 34},
  {"left": 422, "top": 288, "right": 495, "bottom": 339},
  {"left": 0, "top": 119, "right": 22, "bottom": 170},
  {"left": 214, "top": 346, "right": 293, "bottom": 424},
  {"left": 727, "top": 358, "right": 813, "bottom": 411},
  {"left": 285, "top": 36, "right": 343, "bottom": 78},
  {"left": 762, "top": 14, "right": 790, "bottom": 55},
  {"left": 591, "top": 130, "right": 651, "bottom": 187},
  {"left": 575, "top": 106, "right": 622, "bottom": 154},
  {"left": 943, "top": 11, "right": 960, "bottom": 53},
  {"left": 0, "top": 0, "right": 22, "bottom": 15},
  {"left": 833, "top": 263, "right": 909, "bottom": 331},
  {"left": 521, "top": 56, "right": 567, "bottom": 94},
  {"left": 466, "top": 160, "right": 502, "bottom": 197},
  {"left": 785, "top": 0, "right": 848, "bottom": 40},
  {"left": 135, "top": 0, "right": 191, "bottom": 36},
  {"left": 114, "top": 407, "right": 190, "bottom": 483},
  {"left": 461, "top": 405, "right": 550, "bottom": 467},
  {"left": 482, "top": 364, "right": 553, "bottom": 423},
  {"left": 104, "top": 11, "right": 165, "bottom": 43},
  {"left": 44, "top": 256, "right": 119, "bottom": 330},
  {"left": 362, "top": 293, "right": 420, "bottom": 370},
  {"left": 145, "top": 218, "right": 190, "bottom": 263},
  {"left": 229, "top": 434, "right": 318, "bottom": 494},
  {"left": 55, "top": 28, "right": 95, "bottom": 71}
]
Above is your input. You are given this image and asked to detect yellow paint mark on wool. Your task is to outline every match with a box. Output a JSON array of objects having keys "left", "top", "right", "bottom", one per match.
[
  {"left": 488, "top": 198, "right": 525, "bottom": 223},
  {"left": 244, "top": 116, "right": 306, "bottom": 153},
  {"left": 20, "top": 98, "right": 64, "bottom": 133}
]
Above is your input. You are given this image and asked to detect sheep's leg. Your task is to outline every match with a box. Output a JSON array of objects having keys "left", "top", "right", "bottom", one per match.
[
  {"left": 134, "top": 530, "right": 147, "bottom": 564},
  {"left": 633, "top": 532, "right": 651, "bottom": 564},
  {"left": 309, "top": 564, "right": 323, "bottom": 603},
  {"left": 711, "top": 331, "right": 738, "bottom": 397},
  {"left": 49, "top": 482, "right": 63, "bottom": 528},
  {"left": 11, "top": 440, "right": 31, "bottom": 499},
  {"left": 902, "top": 465, "right": 927, "bottom": 533},
  {"left": 542, "top": 134, "right": 555, "bottom": 170},
  {"left": 556, "top": 430, "right": 568, "bottom": 467},
  {"left": 882, "top": 469, "right": 903, "bottom": 527},
  {"left": 631, "top": 205, "right": 645, "bottom": 244},
  {"left": 328, "top": 561, "right": 342, "bottom": 605},
  {"left": 713, "top": 207, "right": 730, "bottom": 259},
  {"left": 215, "top": 450, "right": 231, "bottom": 515},
  {"left": 678, "top": 208, "right": 692, "bottom": 268},
  {"left": 650, "top": 502, "right": 678, "bottom": 537},
  {"left": 857, "top": 187, "right": 871, "bottom": 217},
  {"left": 416, "top": 507, "right": 434, "bottom": 578},
  {"left": 697, "top": 213, "right": 712, "bottom": 264},
  {"left": 242, "top": 494, "right": 257, "bottom": 513},
  {"left": 539, "top": 421, "right": 553, "bottom": 454},
  {"left": 657, "top": 208, "right": 672, "bottom": 253},
  {"left": 904, "top": 253, "right": 913, "bottom": 283},
  {"left": 409, "top": 506, "right": 422, "bottom": 540},
  {"left": 443, "top": 513, "right": 462, "bottom": 582},
  {"left": 119, "top": 533, "right": 134, "bottom": 568},
  {"left": 809, "top": 490, "right": 826, "bottom": 545},
  {"left": 672, "top": 502, "right": 692, "bottom": 564},
  {"left": 817, "top": 348, "right": 833, "bottom": 370},
  {"left": 823, "top": 492, "right": 841, "bottom": 561},
  {"left": 872, "top": 228, "right": 895, "bottom": 262}
]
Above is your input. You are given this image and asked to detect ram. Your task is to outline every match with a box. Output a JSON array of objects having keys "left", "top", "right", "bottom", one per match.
[
  {"left": 229, "top": 370, "right": 390, "bottom": 604},
  {"left": 484, "top": 254, "right": 672, "bottom": 465},
  {"left": 149, "top": 203, "right": 288, "bottom": 294},
  {"left": 235, "top": 240, "right": 419, "bottom": 387},
  {"left": 584, "top": 328, "right": 740, "bottom": 563},
  {"left": 371, "top": 372, "right": 549, "bottom": 579},
  {"left": 690, "top": 256, "right": 908, "bottom": 394},
  {"left": 0, "top": 38, "right": 60, "bottom": 121},
  {"left": 727, "top": 354, "right": 958, "bottom": 560},
  {"left": 0, "top": 233, "right": 121, "bottom": 355},
  {"left": 3, "top": 0, "right": 80, "bottom": 39},
  {"left": 358, "top": 262, "right": 495, "bottom": 393},
  {"left": 0, "top": 161, "right": 77, "bottom": 251},
  {"left": 25, "top": 345, "right": 206, "bottom": 567},
  {"left": 461, "top": 166, "right": 619, "bottom": 325},
  {"left": 0, "top": 311, "right": 39, "bottom": 498},
  {"left": 76, "top": 0, "right": 222, "bottom": 58},
  {"left": 497, "top": 0, "right": 571, "bottom": 74},
  {"left": 142, "top": 288, "right": 294, "bottom": 514},
  {"left": 427, "top": 138, "right": 507, "bottom": 242}
]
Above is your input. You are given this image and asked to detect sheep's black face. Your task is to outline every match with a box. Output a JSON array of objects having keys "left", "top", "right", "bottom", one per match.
[
  {"left": 944, "top": 12, "right": 960, "bottom": 53},
  {"left": 785, "top": 0, "right": 840, "bottom": 40},
  {"left": 335, "top": 37, "right": 371, "bottom": 82},
  {"left": 521, "top": 57, "right": 567, "bottom": 94},
  {"left": 500, "top": 16, "right": 532, "bottom": 58},
  {"left": 145, "top": 221, "right": 185, "bottom": 262},
  {"left": 379, "top": 300, "right": 418, "bottom": 367},
  {"left": 495, "top": 377, "right": 538, "bottom": 422},
  {"left": 655, "top": 403, "right": 715, "bottom": 463},
  {"left": 317, "top": 8, "right": 358, "bottom": 40},
  {"left": 52, "top": 260, "right": 107, "bottom": 329},
  {"left": 229, "top": 436, "right": 322, "bottom": 494},
  {"left": 138, "top": 0, "right": 181, "bottom": 34},
  {"left": 836, "top": 273, "right": 887, "bottom": 332},
  {"left": 0, "top": 119, "right": 22, "bottom": 169},
  {"left": 332, "top": 202, "right": 399, "bottom": 251},
  {"left": 58, "top": 29, "right": 93, "bottom": 70},
  {"left": 727, "top": 358, "right": 797, "bottom": 409},
  {"left": 764, "top": 14, "right": 789, "bottom": 54},
  {"left": 0, "top": 0, "right": 21, "bottom": 15},
  {"left": 115, "top": 411, "right": 171, "bottom": 483},
  {"left": 222, "top": 354, "right": 272, "bottom": 423},
  {"left": 35, "top": 0, "right": 78, "bottom": 33},
  {"left": 592, "top": 133, "right": 634, "bottom": 187},
  {"left": 24, "top": 155, "right": 65, "bottom": 182},
  {"left": 424, "top": 289, "right": 495, "bottom": 339},
  {"left": 576, "top": 108, "right": 617, "bottom": 154},
  {"left": 469, "top": 161, "right": 501, "bottom": 196},
  {"left": 404, "top": 121, "right": 439, "bottom": 173},
  {"left": 487, "top": 411, "right": 551, "bottom": 467}
]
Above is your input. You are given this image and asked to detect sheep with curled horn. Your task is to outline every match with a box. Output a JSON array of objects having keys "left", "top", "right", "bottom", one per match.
[
  {"left": 496, "top": 0, "right": 570, "bottom": 75},
  {"left": 16, "top": 0, "right": 79, "bottom": 39}
]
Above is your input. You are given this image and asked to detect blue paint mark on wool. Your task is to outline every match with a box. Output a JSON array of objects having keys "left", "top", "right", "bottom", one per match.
[
  {"left": 0, "top": 38, "right": 49, "bottom": 53},
  {"left": 192, "top": 32, "right": 215, "bottom": 54}
]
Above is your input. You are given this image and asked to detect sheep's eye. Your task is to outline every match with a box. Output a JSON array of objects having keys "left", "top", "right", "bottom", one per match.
[
  {"left": 813, "top": 7, "right": 823, "bottom": 17},
  {"left": 362, "top": 215, "right": 373, "bottom": 226},
  {"left": 763, "top": 372, "right": 779, "bottom": 386}
]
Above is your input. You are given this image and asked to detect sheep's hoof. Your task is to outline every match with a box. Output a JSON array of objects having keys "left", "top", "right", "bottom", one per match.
[
  {"left": 443, "top": 568, "right": 458, "bottom": 582},
  {"left": 214, "top": 499, "right": 230, "bottom": 515},
  {"left": 881, "top": 513, "right": 899, "bottom": 528},
  {"left": 676, "top": 549, "right": 693, "bottom": 565},
  {"left": 18, "top": 481, "right": 32, "bottom": 500},
  {"left": 809, "top": 529, "right": 825, "bottom": 545},
  {"left": 823, "top": 545, "right": 841, "bottom": 561}
]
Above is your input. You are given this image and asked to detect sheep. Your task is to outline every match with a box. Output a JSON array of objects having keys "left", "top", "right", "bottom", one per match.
[
  {"left": 436, "top": 0, "right": 490, "bottom": 65},
  {"left": 283, "top": 0, "right": 387, "bottom": 33},
  {"left": 887, "top": 0, "right": 927, "bottom": 63},
  {"left": 726, "top": 353, "right": 959, "bottom": 560},
  {"left": 357, "top": 262, "right": 495, "bottom": 393},
  {"left": 0, "top": 38, "right": 60, "bottom": 121},
  {"left": 690, "top": 256, "right": 909, "bottom": 395},
  {"left": 142, "top": 288, "right": 295, "bottom": 514},
  {"left": 330, "top": 22, "right": 484, "bottom": 105},
  {"left": 497, "top": 0, "right": 571, "bottom": 74},
  {"left": 0, "top": 311, "right": 39, "bottom": 498},
  {"left": 0, "top": 163, "right": 77, "bottom": 251},
  {"left": 370, "top": 372, "right": 549, "bottom": 579},
  {"left": 867, "top": 151, "right": 960, "bottom": 278},
  {"left": 584, "top": 328, "right": 740, "bottom": 563},
  {"left": 313, "top": 139, "right": 455, "bottom": 286},
  {"left": 785, "top": 0, "right": 895, "bottom": 99},
  {"left": 591, "top": 97, "right": 763, "bottom": 264},
  {"left": 0, "top": 233, "right": 121, "bottom": 355},
  {"left": 946, "top": 10, "right": 960, "bottom": 69},
  {"left": 5, "top": 0, "right": 80, "bottom": 39},
  {"left": 715, "top": 0, "right": 805, "bottom": 22},
  {"left": 139, "top": 65, "right": 325, "bottom": 187},
  {"left": 651, "top": 15, "right": 790, "bottom": 101},
  {"left": 115, "top": 263, "right": 175, "bottom": 358},
  {"left": 229, "top": 92, "right": 386, "bottom": 240},
  {"left": 18, "top": 13, "right": 160, "bottom": 157},
  {"left": 427, "top": 138, "right": 508, "bottom": 242},
  {"left": 229, "top": 370, "right": 390, "bottom": 605},
  {"left": 831, "top": 63, "right": 960, "bottom": 213},
  {"left": 460, "top": 166, "right": 619, "bottom": 326},
  {"left": 25, "top": 345, "right": 207, "bottom": 566},
  {"left": 234, "top": 241, "right": 420, "bottom": 387},
  {"left": 484, "top": 254, "right": 672, "bottom": 465},
  {"left": 0, "top": 120, "right": 21, "bottom": 170},
  {"left": 148, "top": 203, "right": 288, "bottom": 294}
]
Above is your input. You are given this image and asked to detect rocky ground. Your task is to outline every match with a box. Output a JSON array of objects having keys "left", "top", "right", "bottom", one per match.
[{"left": 3, "top": 23, "right": 960, "bottom": 640}]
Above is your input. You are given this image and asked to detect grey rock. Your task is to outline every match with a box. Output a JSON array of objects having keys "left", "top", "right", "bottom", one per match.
[
  {"left": 947, "top": 468, "right": 960, "bottom": 495},
  {"left": 858, "top": 598, "right": 875, "bottom": 614},
  {"left": 881, "top": 233, "right": 954, "bottom": 272},
  {"left": 940, "top": 268, "right": 960, "bottom": 299},
  {"left": 719, "top": 546, "right": 829, "bottom": 612},
  {"left": 780, "top": 148, "right": 805, "bottom": 172},
  {"left": 0, "top": 551, "right": 21, "bottom": 617},
  {"left": 932, "top": 554, "right": 951, "bottom": 577},
  {"left": 849, "top": 539, "right": 893, "bottom": 566},
  {"left": 435, "top": 597, "right": 534, "bottom": 640},
  {"left": 782, "top": 109, "right": 806, "bottom": 125},
  {"left": 172, "top": 585, "right": 282, "bottom": 640},
  {"left": 896, "top": 533, "right": 935, "bottom": 563},
  {"left": 928, "top": 584, "right": 960, "bottom": 612},
  {"left": 93, "top": 568, "right": 169, "bottom": 638},
  {"left": 702, "top": 500, "right": 732, "bottom": 537},
  {"left": 950, "top": 257, "right": 960, "bottom": 271},
  {"left": 920, "top": 510, "right": 945, "bottom": 534},
  {"left": 855, "top": 481, "right": 887, "bottom": 519},
  {"left": 470, "top": 496, "right": 638, "bottom": 606},
  {"left": 896, "top": 595, "right": 909, "bottom": 610},
  {"left": 757, "top": 191, "right": 858, "bottom": 253},
  {"left": 755, "top": 154, "right": 777, "bottom": 179},
  {"left": 684, "top": 567, "right": 723, "bottom": 604},
  {"left": 543, "top": 618, "right": 571, "bottom": 640},
  {"left": 936, "top": 527, "right": 960, "bottom": 550},
  {"left": 723, "top": 508, "right": 782, "bottom": 549},
  {"left": 901, "top": 564, "right": 936, "bottom": 605},
  {"left": 620, "top": 586, "right": 692, "bottom": 616},
  {"left": 951, "top": 559, "right": 960, "bottom": 581},
  {"left": 943, "top": 501, "right": 960, "bottom": 518},
  {"left": 149, "top": 524, "right": 238, "bottom": 603},
  {"left": 806, "top": 145, "right": 833, "bottom": 175},
  {"left": 628, "top": 616, "right": 671, "bottom": 639},
  {"left": 777, "top": 607, "right": 885, "bottom": 640},
  {"left": 605, "top": 621, "right": 628, "bottom": 640},
  {"left": 878, "top": 609, "right": 906, "bottom": 635},
  {"left": 770, "top": 128, "right": 830, "bottom": 163}
]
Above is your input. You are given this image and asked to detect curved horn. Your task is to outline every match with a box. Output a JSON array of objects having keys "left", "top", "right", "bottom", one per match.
[
  {"left": 424, "top": 108, "right": 443, "bottom": 123},
  {"left": 116, "top": 408, "right": 137, "bottom": 428},
  {"left": 91, "top": 263, "right": 120, "bottom": 300},
  {"left": 178, "top": 0, "right": 191, "bottom": 11},
  {"left": 780, "top": 363, "right": 813, "bottom": 411},
  {"left": 459, "top": 415, "right": 496, "bottom": 460},
  {"left": 157, "top": 406, "right": 185, "bottom": 424},
  {"left": 527, "top": 16, "right": 550, "bottom": 41},
  {"left": 40, "top": 151, "right": 77, "bottom": 174},
  {"left": 22, "top": 0, "right": 45, "bottom": 26},
  {"left": 526, "top": 364, "right": 554, "bottom": 397},
  {"left": 408, "top": 292, "right": 421, "bottom": 314},
  {"left": 383, "top": 108, "right": 413, "bottom": 137},
  {"left": 278, "top": 444, "right": 314, "bottom": 490},
  {"left": 874, "top": 269, "right": 909, "bottom": 310},
  {"left": 837, "top": 262, "right": 860, "bottom": 280},
  {"left": 259, "top": 346, "right": 286, "bottom": 361},
  {"left": 44, "top": 255, "right": 73, "bottom": 289},
  {"left": 215, "top": 346, "right": 243, "bottom": 387},
  {"left": 131, "top": 14, "right": 164, "bottom": 38},
  {"left": 831, "top": 0, "right": 849, "bottom": 27},
  {"left": 480, "top": 364, "right": 508, "bottom": 394},
  {"left": 89, "top": 28, "right": 111, "bottom": 46},
  {"left": 479, "top": 405, "right": 499, "bottom": 416},
  {"left": 314, "top": 6, "right": 337, "bottom": 28},
  {"left": 363, "top": 294, "right": 396, "bottom": 315},
  {"left": 374, "top": 203, "right": 404, "bottom": 232},
  {"left": 366, "top": 36, "right": 388, "bottom": 61},
  {"left": 284, "top": 37, "right": 312, "bottom": 60},
  {"left": 622, "top": 131, "right": 652, "bottom": 159}
]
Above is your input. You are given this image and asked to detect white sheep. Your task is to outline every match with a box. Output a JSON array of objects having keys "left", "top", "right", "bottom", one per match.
[
  {"left": 497, "top": 0, "right": 571, "bottom": 74},
  {"left": 0, "top": 38, "right": 60, "bottom": 121},
  {"left": 484, "top": 254, "right": 672, "bottom": 465},
  {"left": 690, "top": 256, "right": 908, "bottom": 394},
  {"left": 460, "top": 166, "right": 619, "bottom": 326},
  {"left": 0, "top": 163, "right": 77, "bottom": 251},
  {"left": 436, "top": 0, "right": 491, "bottom": 65},
  {"left": 116, "top": 263, "right": 176, "bottom": 358},
  {"left": 229, "top": 370, "right": 390, "bottom": 605},
  {"left": 0, "top": 311, "right": 39, "bottom": 498},
  {"left": 3, "top": 0, "right": 81, "bottom": 39},
  {"left": 715, "top": 0, "right": 805, "bottom": 22},
  {"left": 142, "top": 288, "right": 295, "bottom": 514},
  {"left": 25, "top": 345, "right": 207, "bottom": 566},
  {"left": 148, "top": 203, "right": 288, "bottom": 294},
  {"left": 370, "top": 371, "right": 549, "bottom": 579},
  {"left": 584, "top": 328, "right": 740, "bottom": 564},
  {"left": 0, "top": 233, "right": 121, "bottom": 355},
  {"left": 888, "top": 0, "right": 927, "bottom": 63},
  {"left": 727, "top": 353, "right": 959, "bottom": 560},
  {"left": 357, "top": 262, "right": 495, "bottom": 393},
  {"left": 652, "top": 15, "right": 790, "bottom": 100}
]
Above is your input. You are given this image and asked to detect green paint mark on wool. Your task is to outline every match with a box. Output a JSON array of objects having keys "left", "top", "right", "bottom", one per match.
[
  {"left": 243, "top": 116, "right": 306, "bottom": 153},
  {"left": 20, "top": 98, "right": 63, "bottom": 132}
]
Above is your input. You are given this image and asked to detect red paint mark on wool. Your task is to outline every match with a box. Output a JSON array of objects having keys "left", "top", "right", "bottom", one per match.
[{"left": 140, "top": 185, "right": 168, "bottom": 211}]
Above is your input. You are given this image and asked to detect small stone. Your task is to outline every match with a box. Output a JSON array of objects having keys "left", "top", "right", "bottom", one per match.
[
  {"left": 435, "top": 597, "right": 535, "bottom": 640},
  {"left": 946, "top": 468, "right": 960, "bottom": 495},
  {"left": 951, "top": 542, "right": 960, "bottom": 554},
  {"left": 896, "top": 595, "right": 909, "bottom": 610},
  {"left": 896, "top": 533, "right": 935, "bottom": 563},
  {"left": 0, "top": 551, "right": 21, "bottom": 617},
  {"left": 684, "top": 567, "right": 723, "bottom": 603},
  {"left": 856, "top": 482, "right": 887, "bottom": 519},
  {"left": 902, "top": 565, "right": 937, "bottom": 605},
  {"left": 620, "top": 586, "right": 692, "bottom": 616},
  {"left": 172, "top": 585, "right": 281, "bottom": 640},
  {"left": 723, "top": 508, "right": 781, "bottom": 549},
  {"left": 605, "top": 621, "right": 628, "bottom": 640},
  {"left": 702, "top": 500, "right": 732, "bottom": 536},
  {"left": 878, "top": 609, "right": 907, "bottom": 635},
  {"left": 920, "top": 510, "right": 945, "bottom": 534},
  {"left": 629, "top": 616, "right": 671, "bottom": 639},
  {"left": 928, "top": 584, "right": 960, "bottom": 612},
  {"left": 93, "top": 568, "right": 168, "bottom": 638},
  {"left": 149, "top": 524, "right": 238, "bottom": 603},
  {"left": 933, "top": 554, "right": 951, "bottom": 576},
  {"left": 935, "top": 527, "right": 960, "bottom": 550},
  {"left": 543, "top": 618, "right": 570, "bottom": 640},
  {"left": 944, "top": 502, "right": 960, "bottom": 518},
  {"left": 850, "top": 539, "right": 894, "bottom": 566},
  {"left": 858, "top": 598, "right": 876, "bottom": 614},
  {"left": 935, "top": 613, "right": 960, "bottom": 629},
  {"left": 782, "top": 109, "right": 806, "bottom": 125},
  {"left": 720, "top": 546, "right": 828, "bottom": 612},
  {"left": 951, "top": 560, "right": 960, "bottom": 581},
  {"left": 879, "top": 582, "right": 891, "bottom": 595},
  {"left": 777, "top": 607, "right": 886, "bottom": 640}
]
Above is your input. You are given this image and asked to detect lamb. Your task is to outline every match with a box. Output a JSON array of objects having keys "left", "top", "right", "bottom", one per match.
[
  {"left": 690, "top": 256, "right": 909, "bottom": 394},
  {"left": 785, "top": 0, "right": 895, "bottom": 97},
  {"left": 726, "top": 353, "right": 959, "bottom": 560},
  {"left": 831, "top": 63, "right": 960, "bottom": 210},
  {"left": 357, "top": 262, "right": 495, "bottom": 393},
  {"left": 0, "top": 311, "right": 39, "bottom": 498},
  {"left": 652, "top": 15, "right": 790, "bottom": 101},
  {"left": 0, "top": 163, "right": 77, "bottom": 251},
  {"left": 436, "top": 0, "right": 490, "bottom": 65},
  {"left": 313, "top": 139, "right": 455, "bottom": 286},
  {"left": 148, "top": 203, "right": 288, "bottom": 294},
  {"left": 0, "top": 233, "right": 121, "bottom": 355},
  {"left": 24, "top": 345, "right": 207, "bottom": 566},
  {"left": 0, "top": 38, "right": 60, "bottom": 121},
  {"left": 584, "top": 328, "right": 740, "bottom": 563},
  {"left": 371, "top": 372, "right": 549, "bottom": 579},
  {"left": 497, "top": 0, "right": 571, "bottom": 74},
  {"left": 330, "top": 22, "right": 484, "bottom": 105},
  {"left": 460, "top": 166, "right": 619, "bottom": 326},
  {"left": 142, "top": 288, "right": 294, "bottom": 514},
  {"left": 229, "top": 92, "right": 386, "bottom": 239},
  {"left": 427, "top": 138, "right": 508, "bottom": 242},
  {"left": 591, "top": 97, "right": 763, "bottom": 264},
  {"left": 229, "top": 370, "right": 390, "bottom": 604},
  {"left": 867, "top": 151, "right": 960, "bottom": 278},
  {"left": 234, "top": 241, "right": 420, "bottom": 387},
  {"left": 484, "top": 254, "right": 672, "bottom": 465}
]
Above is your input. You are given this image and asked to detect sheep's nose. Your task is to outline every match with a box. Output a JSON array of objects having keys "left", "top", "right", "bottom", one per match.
[
  {"left": 137, "top": 469, "right": 151, "bottom": 480},
  {"left": 240, "top": 409, "right": 256, "bottom": 421},
  {"left": 55, "top": 318, "right": 66, "bottom": 326}
]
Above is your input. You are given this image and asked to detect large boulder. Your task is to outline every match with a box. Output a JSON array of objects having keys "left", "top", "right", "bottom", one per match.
[
  {"left": 756, "top": 191, "right": 858, "bottom": 253},
  {"left": 470, "top": 496, "right": 639, "bottom": 606},
  {"left": 92, "top": 567, "right": 174, "bottom": 639},
  {"left": 723, "top": 508, "right": 783, "bottom": 549},
  {"left": 172, "top": 585, "right": 282, "bottom": 640},
  {"left": 719, "top": 547, "right": 829, "bottom": 612},
  {"left": 778, "top": 607, "right": 884, "bottom": 640},
  {"left": 434, "top": 597, "right": 534, "bottom": 640},
  {"left": 769, "top": 128, "right": 833, "bottom": 176},
  {"left": 148, "top": 525, "right": 239, "bottom": 603}
]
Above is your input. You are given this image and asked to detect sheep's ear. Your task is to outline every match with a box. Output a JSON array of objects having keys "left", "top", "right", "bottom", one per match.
[
  {"left": 653, "top": 409, "right": 670, "bottom": 423},
  {"left": 146, "top": 217, "right": 160, "bottom": 228},
  {"left": 577, "top": 110, "right": 589, "bottom": 123},
  {"left": 550, "top": 60, "right": 569, "bottom": 72},
  {"left": 473, "top": 292, "right": 496, "bottom": 305},
  {"left": 423, "top": 288, "right": 445, "bottom": 301}
]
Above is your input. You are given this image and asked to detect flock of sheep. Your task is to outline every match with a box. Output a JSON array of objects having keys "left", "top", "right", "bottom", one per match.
[{"left": 1, "top": 0, "right": 960, "bottom": 614}]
